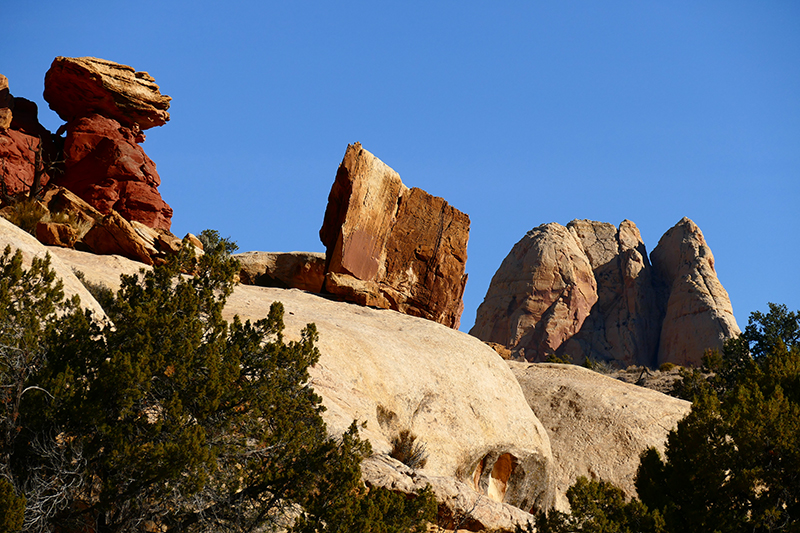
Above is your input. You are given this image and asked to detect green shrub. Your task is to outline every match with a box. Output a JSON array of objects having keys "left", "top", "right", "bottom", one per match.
[{"left": 658, "top": 362, "right": 676, "bottom": 372}]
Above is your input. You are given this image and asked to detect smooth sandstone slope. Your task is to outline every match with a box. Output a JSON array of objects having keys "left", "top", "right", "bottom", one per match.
[
  {"left": 509, "top": 362, "right": 691, "bottom": 510},
  {"left": 47, "top": 246, "right": 556, "bottom": 516},
  {"left": 0, "top": 217, "right": 105, "bottom": 318}
]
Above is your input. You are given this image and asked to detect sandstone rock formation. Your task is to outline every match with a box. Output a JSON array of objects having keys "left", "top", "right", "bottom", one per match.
[
  {"left": 0, "top": 74, "right": 11, "bottom": 130},
  {"left": 57, "top": 114, "right": 172, "bottom": 229},
  {"left": 650, "top": 217, "right": 740, "bottom": 366},
  {"left": 557, "top": 219, "right": 662, "bottom": 367},
  {"left": 0, "top": 217, "right": 106, "bottom": 318},
  {"left": 469, "top": 222, "right": 597, "bottom": 360},
  {"left": 50, "top": 246, "right": 556, "bottom": 518},
  {"left": 319, "top": 143, "right": 469, "bottom": 329},
  {"left": 235, "top": 251, "right": 326, "bottom": 292},
  {"left": 510, "top": 362, "right": 691, "bottom": 510},
  {"left": 43, "top": 57, "right": 171, "bottom": 130},
  {"left": 363, "top": 454, "right": 536, "bottom": 531},
  {"left": 472, "top": 218, "right": 739, "bottom": 367}
]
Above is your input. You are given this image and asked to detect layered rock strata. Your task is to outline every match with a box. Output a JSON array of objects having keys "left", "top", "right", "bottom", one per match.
[
  {"left": 43, "top": 56, "right": 171, "bottom": 130},
  {"left": 471, "top": 218, "right": 739, "bottom": 367},
  {"left": 235, "top": 251, "right": 326, "bottom": 293},
  {"left": 320, "top": 143, "right": 470, "bottom": 329}
]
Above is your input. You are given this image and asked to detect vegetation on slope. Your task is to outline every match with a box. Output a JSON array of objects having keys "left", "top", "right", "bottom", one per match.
[
  {"left": 530, "top": 303, "right": 800, "bottom": 533},
  {"left": 0, "top": 234, "right": 434, "bottom": 532}
]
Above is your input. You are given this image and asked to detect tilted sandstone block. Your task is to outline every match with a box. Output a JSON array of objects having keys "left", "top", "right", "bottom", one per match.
[
  {"left": 44, "top": 56, "right": 171, "bottom": 130},
  {"left": 320, "top": 143, "right": 469, "bottom": 329}
]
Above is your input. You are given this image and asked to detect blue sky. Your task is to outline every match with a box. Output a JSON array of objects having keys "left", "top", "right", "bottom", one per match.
[{"left": 3, "top": 1, "right": 799, "bottom": 332}]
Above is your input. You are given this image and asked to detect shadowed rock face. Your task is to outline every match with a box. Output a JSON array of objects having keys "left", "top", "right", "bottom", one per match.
[
  {"left": 472, "top": 217, "right": 739, "bottom": 367},
  {"left": 557, "top": 219, "right": 663, "bottom": 367},
  {"left": 651, "top": 217, "right": 740, "bottom": 366},
  {"left": 44, "top": 57, "right": 171, "bottom": 130},
  {"left": 320, "top": 143, "right": 470, "bottom": 329},
  {"left": 0, "top": 74, "right": 58, "bottom": 198}
]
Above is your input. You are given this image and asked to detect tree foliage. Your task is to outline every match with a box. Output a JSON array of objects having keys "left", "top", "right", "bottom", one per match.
[
  {"left": 0, "top": 237, "right": 434, "bottom": 532},
  {"left": 636, "top": 303, "right": 800, "bottom": 533}
]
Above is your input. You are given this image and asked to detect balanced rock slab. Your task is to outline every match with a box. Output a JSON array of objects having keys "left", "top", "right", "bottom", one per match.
[
  {"left": 44, "top": 57, "right": 171, "bottom": 130},
  {"left": 470, "top": 222, "right": 597, "bottom": 361},
  {"left": 510, "top": 362, "right": 691, "bottom": 510},
  {"left": 651, "top": 217, "right": 740, "bottom": 366},
  {"left": 320, "top": 143, "right": 469, "bottom": 329}
]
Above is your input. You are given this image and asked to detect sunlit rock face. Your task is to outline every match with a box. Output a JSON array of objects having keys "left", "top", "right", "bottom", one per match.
[
  {"left": 319, "top": 142, "right": 470, "bottom": 329},
  {"left": 650, "top": 217, "right": 740, "bottom": 366},
  {"left": 472, "top": 217, "right": 738, "bottom": 367}
]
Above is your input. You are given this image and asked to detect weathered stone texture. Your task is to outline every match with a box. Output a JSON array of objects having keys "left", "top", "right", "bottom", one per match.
[
  {"left": 235, "top": 251, "right": 326, "bottom": 293},
  {"left": 472, "top": 217, "right": 738, "bottom": 367},
  {"left": 58, "top": 114, "right": 172, "bottom": 230},
  {"left": 44, "top": 56, "right": 171, "bottom": 130},
  {"left": 651, "top": 217, "right": 740, "bottom": 366},
  {"left": 557, "top": 219, "right": 662, "bottom": 367},
  {"left": 469, "top": 222, "right": 597, "bottom": 361},
  {"left": 320, "top": 143, "right": 469, "bottom": 329},
  {"left": 510, "top": 362, "right": 691, "bottom": 510}
]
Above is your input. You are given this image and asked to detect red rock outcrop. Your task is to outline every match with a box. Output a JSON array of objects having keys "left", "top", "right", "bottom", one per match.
[
  {"left": 56, "top": 114, "right": 172, "bottom": 230},
  {"left": 0, "top": 74, "right": 57, "bottom": 198},
  {"left": 651, "top": 217, "right": 740, "bottom": 366},
  {"left": 472, "top": 217, "right": 739, "bottom": 367},
  {"left": 37, "top": 57, "right": 173, "bottom": 230},
  {"left": 469, "top": 223, "right": 598, "bottom": 360},
  {"left": 44, "top": 57, "right": 171, "bottom": 130},
  {"left": 319, "top": 143, "right": 470, "bottom": 329}
]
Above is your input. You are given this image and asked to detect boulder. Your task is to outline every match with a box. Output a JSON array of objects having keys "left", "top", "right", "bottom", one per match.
[
  {"left": 53, "top": 247, "right": 557, "bottom": 514},
  {"left": 43, "top": 57, "right": 171, "bottom": 130},
  {"left": 556, "top": 220, "right": 662, "bottom": 367},
  {"left": 651, "top": 217, "right": 740, "bottom": 366},
  {"left": 57, "top": 114, "right": 172, "bottom": 230},
  {"left": 0, "top": 217, "right": 105, "bottom": 318},
  {"left": 509, "top": 362, "right": 691, "bottom": 510},
  {"left": 320, "top": 143, "right": 469, "bottom": 329},
  {"left": 80, "top": 211, "right": 156, "bottom": 265},
  {"left": 469, "top": 223, "right": 597, "bottom": 361},
  {"left": 235, "top": 251, "right": 326, "bottom": 292}
]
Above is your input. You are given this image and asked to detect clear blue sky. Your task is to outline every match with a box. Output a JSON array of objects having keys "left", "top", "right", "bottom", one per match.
[{"left": 3, "top": 1, "right": 799, "bottom": 332}]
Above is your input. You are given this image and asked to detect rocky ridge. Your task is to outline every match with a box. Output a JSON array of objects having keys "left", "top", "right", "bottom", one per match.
[{"left": 472, "top": 218, "right": 739, "bottom": 367}]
